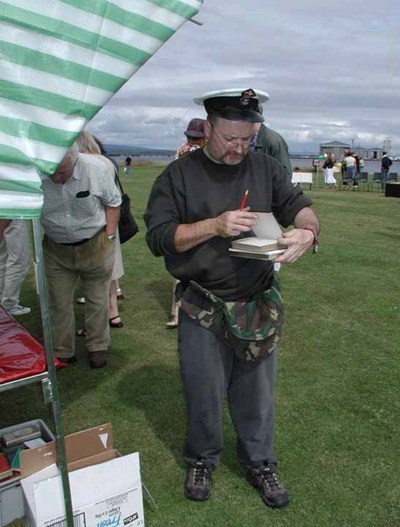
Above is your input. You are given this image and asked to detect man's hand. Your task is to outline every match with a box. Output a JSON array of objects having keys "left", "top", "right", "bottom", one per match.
[
  {"left": 274, "top": 206, "right": 320, "bottom": 263},
  {"left": 214, "top": 208, "right": 258, "bottom": 237},
  {"left": 274, "top": 228, "right": 314, "bottom": 264},
  {"left": 174, "top": 208, "right": 258, "bottom": 252}
]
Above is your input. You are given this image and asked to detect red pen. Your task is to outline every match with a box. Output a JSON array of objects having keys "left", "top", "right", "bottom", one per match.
[{"left": 239, "top": 189, "right": 249, "bottom": 210}]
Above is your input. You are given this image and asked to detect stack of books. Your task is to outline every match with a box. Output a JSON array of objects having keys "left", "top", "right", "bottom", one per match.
[{"left": 229, "top": 212, "right": 286, "bottom": 261}]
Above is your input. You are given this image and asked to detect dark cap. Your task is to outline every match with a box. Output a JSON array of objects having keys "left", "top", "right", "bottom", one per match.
[
  {"left": 184, "top": 118, "right": 205, "bottom": 138},
  {"left": 194, "top": 88, "right": 269, "bottom": 123}
]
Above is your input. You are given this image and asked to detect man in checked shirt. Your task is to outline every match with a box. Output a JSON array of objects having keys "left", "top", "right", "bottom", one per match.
[{"left": 41, "top": 144, "right": 121, "bottom": 369}]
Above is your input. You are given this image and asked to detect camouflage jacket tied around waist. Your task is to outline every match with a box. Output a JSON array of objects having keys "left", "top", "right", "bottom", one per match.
[{"left": 177, "top": 275, "right": 284, "bottom": 362}]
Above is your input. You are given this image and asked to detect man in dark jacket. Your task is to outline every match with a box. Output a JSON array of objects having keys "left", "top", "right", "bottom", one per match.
[
  {"left": 381, "top": 151, "right": 393, "bottom": 190},
  {"left": 255, "top": 122, "right": 292, "bottom": 177}
]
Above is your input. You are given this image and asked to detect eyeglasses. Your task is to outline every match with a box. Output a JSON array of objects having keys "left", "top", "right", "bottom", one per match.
[{"left": 210, "top": 124, "right": 252, "bottom": 147}]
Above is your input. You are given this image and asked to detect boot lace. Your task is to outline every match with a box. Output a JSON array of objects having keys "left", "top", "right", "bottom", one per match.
[
  {"left": 192, "top": 463, "right": 210, "bottom": 486},
  {"left": 259, "top": 467, "right": 281, "bottom": 492}
]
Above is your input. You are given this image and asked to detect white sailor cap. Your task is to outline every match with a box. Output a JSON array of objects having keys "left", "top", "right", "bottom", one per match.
[{"left": 194, "top": 88, "right": 269, "bottom": 123}]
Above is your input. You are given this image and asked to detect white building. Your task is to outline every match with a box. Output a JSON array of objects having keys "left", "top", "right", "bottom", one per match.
[{"left": 320, "top": 141, "right": 385, "bottom": 160}]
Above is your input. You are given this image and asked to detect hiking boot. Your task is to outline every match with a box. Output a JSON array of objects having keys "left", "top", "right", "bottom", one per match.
[
  {"left": 184, "top": 462, "right": 212, "bottom": 501},
  {"left": 246, "top": 465, "right": 289, "bottom": 508},
  {"left": 89, "top": 350, "right": 108, "bottom": 369}
]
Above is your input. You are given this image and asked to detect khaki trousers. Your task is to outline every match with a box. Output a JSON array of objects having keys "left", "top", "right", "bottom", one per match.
[{"left": 43, "top": 231, "right": 115, "bottom": 359}]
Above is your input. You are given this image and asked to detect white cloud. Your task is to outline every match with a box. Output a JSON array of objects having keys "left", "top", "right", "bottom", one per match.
[{"left": 89, "top": 0, "right": 400, "bottom": 154}]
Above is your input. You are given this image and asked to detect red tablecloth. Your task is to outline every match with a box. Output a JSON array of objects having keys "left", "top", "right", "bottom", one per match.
[{"left": 0, "top": 307, "right": 64, "bottom": 384}]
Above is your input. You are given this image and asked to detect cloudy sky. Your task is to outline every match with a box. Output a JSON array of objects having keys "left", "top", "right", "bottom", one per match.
[{"left": 88, "top": 0, "right": 400, "bottom": 154}]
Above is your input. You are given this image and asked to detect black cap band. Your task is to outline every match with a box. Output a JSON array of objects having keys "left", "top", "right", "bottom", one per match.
[{"left": 203, "top": 91, "right": 264, "bottom": 123}]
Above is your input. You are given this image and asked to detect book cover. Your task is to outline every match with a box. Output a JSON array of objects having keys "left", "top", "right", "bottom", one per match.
[
  {"left": 229, "top": 248, "right": 286, "bottom": 261},
  {"left": 11, "top": 448, "right": 25, "bottom": 472},
  {"left": 0, "top": 452, "right": 13, "bottom": 480}
]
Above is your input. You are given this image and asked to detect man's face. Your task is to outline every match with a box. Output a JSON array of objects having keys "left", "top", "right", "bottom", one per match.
[
  {"left": 205, "top": 117, "right": 256, "bottom": 165},
  {"left": 50, "top": 154, "right": 76, "bottom": 184}
]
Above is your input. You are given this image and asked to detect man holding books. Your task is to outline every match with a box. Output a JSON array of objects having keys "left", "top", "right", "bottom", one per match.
[{"left": 144, "top": 88, "right": 320, "bottom": 509}]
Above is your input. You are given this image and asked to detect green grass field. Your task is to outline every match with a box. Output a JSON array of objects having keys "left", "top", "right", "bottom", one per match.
[{"left": 2, "top": 166, "right": 399, "bottom": 526}]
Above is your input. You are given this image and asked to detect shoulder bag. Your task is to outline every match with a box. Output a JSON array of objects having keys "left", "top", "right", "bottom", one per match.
[{"left": 114, "top": 170, "right": 139, "bottom": 243}]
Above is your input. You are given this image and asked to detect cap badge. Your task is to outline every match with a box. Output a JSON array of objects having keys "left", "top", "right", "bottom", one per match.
[{"left": 240, "top": 89, "right": 256, "bottom": 107}]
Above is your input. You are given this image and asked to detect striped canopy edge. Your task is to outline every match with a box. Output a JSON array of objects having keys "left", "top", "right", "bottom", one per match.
[{"left": 0, "top": 0, "right": 203, "bottom": 218}]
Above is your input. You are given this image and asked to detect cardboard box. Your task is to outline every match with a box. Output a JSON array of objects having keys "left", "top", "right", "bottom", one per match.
[
  {"left": 0, "top": 419, "right": 55, "bottom": 526},
  {"left": 21, "top": 424, "right": 144, "bottom": 527}
]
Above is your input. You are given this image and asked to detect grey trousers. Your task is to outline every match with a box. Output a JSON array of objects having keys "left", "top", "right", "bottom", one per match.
[
  {"left": 43, "top": 231, "right": 115, "bottom": 359},
  {"left": 178, "top": 310, "right": 277, "bottom": 470},
  {"left": 0, "top": 220, "right": 30, "bottom": 310}
]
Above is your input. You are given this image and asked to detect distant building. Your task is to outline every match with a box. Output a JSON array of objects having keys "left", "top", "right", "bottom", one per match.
[
  {"left": 320, "top": 141, "right": 385, "bottom": 160},
  {"left": 353, "top": 146, "right": 384, "bottom": 160},
  {"left": 320, "top": 141, "right": 351, "bottom": 159}
]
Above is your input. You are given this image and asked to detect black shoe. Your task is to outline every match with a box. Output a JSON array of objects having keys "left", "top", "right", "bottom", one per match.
[
  {"left": 184, "top": 462, "right": 212, "bottom": 501},
  {"left": 57, "top": 355, "right": 77, "bottom": 364},
  {"left": 89, "top": 350, "right": 108, "bottom": 369},
  {"left": 109, "top": 316, "right": 123, "bottom": 328},
  {"left": 116, "top": 288, "right": 125, "bottom": 301},
  {"left": 245, "top": 465, "right": 289, "bottom": 508}
]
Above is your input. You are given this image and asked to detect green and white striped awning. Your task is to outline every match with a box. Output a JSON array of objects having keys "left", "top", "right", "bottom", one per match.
[{"left": 0, "top": 0, "right": 203, "bottom": 218}]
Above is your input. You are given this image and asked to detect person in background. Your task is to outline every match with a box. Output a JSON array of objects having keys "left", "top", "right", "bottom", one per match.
[
  {"left": 381, "top": 151, "right": 393, "bottom": 191},
  {"left": 175, "top": 118, "right": 206, "bottom": 158},
  {"left": 124, "top": 156, "right": 132, "bottom": 176},
  {"left": 166, "top": 118, "right": 206, "bottom": 329},
  {"left": 76, "top": 132, "right": 125, "bottom": 329},
  {"left": 93, "top": 136, "right": 126, "bottom": 303},
  {"left": 254, "top": 103, "right": 292, "bottom": 178},
  {"left": 322, "top": 153, "right": 337, "bottom": 186},
  {"left": 353, "top": 153, "right": 361, "bottom": 187},
  {"left": 250, "top": 100, "right": 292, "bottom": 273},
  {"left": 0, "top": 219, "right": 31, "bottom": 316},
  {"left": 342, "top": 151, "right": 357, "bottom": 187},
  {"left": 41, "top": 144, "right": 121, "bottom": 368},
  {"left": 144, "top": 87, "right": 320, "bottom": 509},
  {"left": 93, "top": 135, "right": 125, "bottom": 304}
]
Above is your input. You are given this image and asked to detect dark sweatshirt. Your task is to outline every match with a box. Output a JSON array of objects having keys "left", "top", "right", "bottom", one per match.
[{"left": 144, "top": 149, "right": 312, "bottom": 301}]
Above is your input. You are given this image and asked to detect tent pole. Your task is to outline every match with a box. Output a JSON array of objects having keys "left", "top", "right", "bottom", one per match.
[{"left": 32, "top": 219, "right": 74, "bottom": 527}]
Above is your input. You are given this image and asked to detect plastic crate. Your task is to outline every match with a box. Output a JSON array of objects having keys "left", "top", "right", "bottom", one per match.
[{"left": 0, "top": 419, "right": 55, "bottom": 526}]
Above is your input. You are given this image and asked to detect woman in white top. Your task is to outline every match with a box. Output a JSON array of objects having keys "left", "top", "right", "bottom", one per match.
[{"left": 322, "top": 153, "right": 337, "bottom": 186}]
